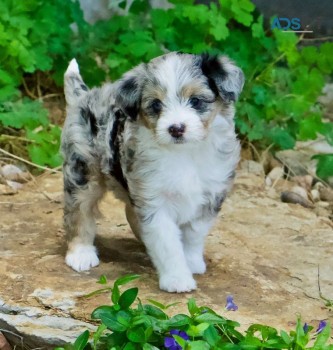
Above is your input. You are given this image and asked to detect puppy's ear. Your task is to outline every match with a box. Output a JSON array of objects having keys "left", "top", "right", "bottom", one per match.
[
  {"left": 200, "top": 54, "right": 244, "bottom": 102},
  {"left": 116, "top": 65, "right": 145, "bottom": 120}
]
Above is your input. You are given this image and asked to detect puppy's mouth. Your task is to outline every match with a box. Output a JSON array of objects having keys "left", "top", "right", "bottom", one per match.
[{"left": 171, "top": 136, "right": 186, "bottom": 144}]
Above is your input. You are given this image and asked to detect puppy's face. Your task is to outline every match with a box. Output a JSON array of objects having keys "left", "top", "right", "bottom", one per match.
[{"left": 117, "top": 52, "right": 244, "bottom": 146}]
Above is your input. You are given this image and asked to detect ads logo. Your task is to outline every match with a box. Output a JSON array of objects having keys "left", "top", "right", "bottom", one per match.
[{"left": 271, "top": 17, "right": 313, "bottom": 33}]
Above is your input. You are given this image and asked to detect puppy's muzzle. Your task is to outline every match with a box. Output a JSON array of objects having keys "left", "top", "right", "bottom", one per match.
[{"left": 168, "top": 123, "right": 186, "bottom": 139}]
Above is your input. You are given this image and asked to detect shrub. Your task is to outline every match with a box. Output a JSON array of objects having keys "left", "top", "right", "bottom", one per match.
[{"left": 0, "top": 0, "right": 332, "bottom": 178}]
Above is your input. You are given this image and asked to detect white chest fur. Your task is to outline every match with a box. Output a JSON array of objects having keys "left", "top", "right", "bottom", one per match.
[{"left": 122, "top": 115, "right": 240, "bottom": 224}]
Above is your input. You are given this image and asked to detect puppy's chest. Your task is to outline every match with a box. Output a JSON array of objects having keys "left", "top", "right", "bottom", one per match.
[{"left": 129, "top": 145, "right": 225, "bottom": 203}]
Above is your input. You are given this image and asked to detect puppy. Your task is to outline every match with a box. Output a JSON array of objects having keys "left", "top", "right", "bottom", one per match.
[{"left": 61, "top": 52, "right": 244, "bottom": 293}]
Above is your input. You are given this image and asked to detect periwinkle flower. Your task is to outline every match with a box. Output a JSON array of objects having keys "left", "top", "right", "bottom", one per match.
[
  {"left": 164, "top": 329, "right": 189, "bottom": 350},
  {"left": 316, "top": 320, "right": 327, "bottom": 334},
  {"left": 225, "top": 295, "right": 238, "bottom": 311},
  {"left": 303, "top": 322, "right": 309, "bottom": 334}
]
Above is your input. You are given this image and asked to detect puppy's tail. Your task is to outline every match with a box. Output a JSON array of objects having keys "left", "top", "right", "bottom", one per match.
[{"left": 64, "top": 59, "right": 88, "bottom": 106}]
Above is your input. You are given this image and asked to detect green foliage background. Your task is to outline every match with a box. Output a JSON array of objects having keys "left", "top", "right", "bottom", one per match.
[{"left": 0, "top": 0, "right": 333, "bottom": 177}]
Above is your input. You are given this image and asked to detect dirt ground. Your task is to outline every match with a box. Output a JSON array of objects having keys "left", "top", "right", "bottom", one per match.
[{"left": 0, "top": 167, "right": 332, "bottom": 347}]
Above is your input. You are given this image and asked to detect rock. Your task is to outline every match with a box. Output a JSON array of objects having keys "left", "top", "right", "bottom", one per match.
[
  {"left": 0, "top": 173, "right": 332, "bottom": 348},
  {"left": 239, "top": 160, "right": 265, "bottom": 177},
  {"left": 6, "top": 181, "right": 23, "bottom": 191},
  {"left": 0, "top": 299, "right": 95, "bottom": 348},
  {"left": 290, "top": 186, "right": 308, "bottom": 200},
  {"left": 318, "top": 186, "right": 333, "bottom": 202},
  {"left": 316, "top": 201, "right": 331, "bottom": 208},
  {"left": 281, "top": 187, "right": 313, "bottom": 208},
  {"left": 292, "top": 175, "right": 313, "bottom": 192},
  {"left": 0, "top": 165, "right": 23, "bottom": 178},
  {"left": 310, "top": 189, "right": 321, "bottom": 202},
  {"left": 266, "top": 167, "right": 284, "bottom": 184},
  {"left": 275, "top": 150, "right": 317, "bottom": 177},
  {"left": 0, "top": 332, "right": 12, "bottom": 350},
  {"left": 296, "top": 138, "right": 333, "bottom": 154},
  {"left": 0, "top": 184, "right": 17, "bottom": 195},
  {"left": 265, "top": 176, "right": 272, "bottom": 187},
  {"left": 0, "top": 165, "right": 30, "bottom": 191},
  {"left": 314, "top": 181, "right": 325, "bottom": 191}
]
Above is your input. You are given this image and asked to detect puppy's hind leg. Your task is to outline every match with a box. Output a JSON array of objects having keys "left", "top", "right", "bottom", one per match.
[{"left": 63, "top": 156, "right": 104, "bottom": 272}]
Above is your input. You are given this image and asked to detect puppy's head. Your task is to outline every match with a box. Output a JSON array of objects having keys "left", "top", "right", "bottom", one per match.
[{"left": 116, "top": 52, "right": 244, "bottom": 145}]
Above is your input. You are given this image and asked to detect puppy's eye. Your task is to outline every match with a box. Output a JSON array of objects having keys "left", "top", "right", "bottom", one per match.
[
  {"left": 150, "top": 99, "right": 163, "bottom": 114},
  {"left": 189, "top": 97, "right": 202, "bottom": 109}
]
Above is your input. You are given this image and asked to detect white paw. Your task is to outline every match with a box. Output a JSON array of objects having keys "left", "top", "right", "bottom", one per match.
[
  {"left": 186, "top": 256, "right": 206, "bottom": 274},
  {"left": 159, "top": 273, "right": 197, "bottom": 293},
  {"left": 65, "top": 244, "right": 99, "bottom": 272}
]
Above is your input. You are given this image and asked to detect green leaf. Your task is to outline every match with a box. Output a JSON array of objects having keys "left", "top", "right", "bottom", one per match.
[
  {"left": 123, "top": 343, "right": 137, "bottom": 350},
  {"left": 142, "top": 344, "right": 159, "bottom": 350},
  {"left": 209, "top": 15, "right": 229, "bottom": 40},
  {"left": 93, "top": 324, "right": 107, "bottom": 349},
  {"left": 167, "top": 314, "right": 192, "bottom": 328},
  {"left": 173, "top": 335, "right": 187, "bottom": 349},
  {"left": 313, "top": 154, "right": 333, "bottom": 179},
  {"left": 298, "top": 114, "right": 325, "bottom": 141},
  {"left": 279, "top": 330, "right": 291, "bottom": 345},
  {"left": 268, "top": 127, "right": 295, "bottom": 150},
  {"left": 143, "top": 304, "right": 168, "bottom": 320},
  {"left": 188, "top": 298, "right": 199, "bottom": 316},
  {"left": 147, "top": 299, "right": 167, "bottom": 310},
  {"left": 312, "top": 322, "right": 331, "bottom": 349},
  {"left": 322, "top": 122, "right": 333, "bottom": 146},
  {"left": 231, "top": 0, "right": 255, "bottom": 26},
  {"left": 115, "top": 274, "right": 140, "bottom": 286},
  {"left": 294, "top": 317, "right": 307, "bottom": 347},
  {"left": 91, "top": 306, "right": 128, "bottom": 332},
  {"left": 203, "top": 325, "right": 220, "bottom": 346},
  {"left": 187, "top": 323, "right": 210, "bottom": 337},
  {"left": 112, "top": 284, "right": 120, "bottom": 304},
  {"left": 118, "top": 288, "right": 138, "bottom": 309},
  {"left": 127, "top": 327, "right": 146, "bottom": 343},
  {"left": 97, "top": 275, "right": 107, "bottom": 285},
  {"left": 188, "top": 340, "right": 210, "bottom": 349},
  {"left": 251, "top": 15, "right": 264, "bottom": 38},
  {"left": 194, "top": 313, "right": 226, "bottom": 324},
  {"left": 73, "top": 330, "right": 89, "bottom": 350}
]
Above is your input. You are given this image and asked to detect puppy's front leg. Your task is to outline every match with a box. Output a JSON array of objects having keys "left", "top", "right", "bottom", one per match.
[
  {"left": 182, "top": 218, "right": 215, "bottom": 275},
  {"left": 139, "top": 210, "right": 196, "bottom": 293}
]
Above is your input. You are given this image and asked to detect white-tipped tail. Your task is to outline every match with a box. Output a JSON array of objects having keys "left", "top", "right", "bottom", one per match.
[{"left": 65, "top": 58, "right": 80, "bottom": 76}]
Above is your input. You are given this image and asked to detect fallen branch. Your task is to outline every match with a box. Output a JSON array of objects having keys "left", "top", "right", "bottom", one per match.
[{"left": 0, "top": 148, "right": 61, "bottom": 173}]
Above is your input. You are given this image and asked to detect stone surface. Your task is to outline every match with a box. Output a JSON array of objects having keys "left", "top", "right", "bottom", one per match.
[{"left": 0, "top": 170, "right": 332, "bottom": 348}]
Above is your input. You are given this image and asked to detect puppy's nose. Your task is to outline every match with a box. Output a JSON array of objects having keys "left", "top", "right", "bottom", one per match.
[{"left": 168, "top": 123, "right": 186, "bottom": 138}]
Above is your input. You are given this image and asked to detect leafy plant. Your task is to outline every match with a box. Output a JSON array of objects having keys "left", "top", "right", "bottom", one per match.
[
  {"left": 1, "top": 0, "right": 333, "bottom": 178},
  {"left": 56, "top": 274, "right": 332, "bottom": 350},
  {"left": 0, "top": 0, "right": 83, "bottom": 167}
]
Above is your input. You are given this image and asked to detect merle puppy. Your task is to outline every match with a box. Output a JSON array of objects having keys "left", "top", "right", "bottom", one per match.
[{"left": 62, "top": 52, "right": 244, "bottom": 293}]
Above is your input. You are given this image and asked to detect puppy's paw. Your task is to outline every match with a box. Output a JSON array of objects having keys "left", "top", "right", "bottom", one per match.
[
  {"left": 186, "top": 257, "right": 206, "bottom": 275},
  {"left": 65, "top": 244, "right": 99, "bottom": 272},
  {"left": 159, "top": 273, "right": 196, "bottom": 293}
]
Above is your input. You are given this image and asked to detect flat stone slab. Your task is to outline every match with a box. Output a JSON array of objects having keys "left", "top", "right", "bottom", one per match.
[{"left": 0, "top": 170, "right": 332, "bottom": 347}]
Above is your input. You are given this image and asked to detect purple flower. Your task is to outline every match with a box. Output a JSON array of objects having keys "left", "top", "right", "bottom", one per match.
[
  {"left": 316, "top": 320, "right": 327, "bottom": 334},
  {"left": 225, "top": 295, "right": 238, "bottom": 311},
  {"left": 303, "top": 323, "right": 309, "bottom": 333},
  {"left": 164, "top": 330, "right": 189, "bottom": 350}
]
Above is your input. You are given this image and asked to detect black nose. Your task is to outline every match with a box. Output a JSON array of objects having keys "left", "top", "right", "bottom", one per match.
[{"left": 168, "top": 124, "right": 186, "bottom": 138}]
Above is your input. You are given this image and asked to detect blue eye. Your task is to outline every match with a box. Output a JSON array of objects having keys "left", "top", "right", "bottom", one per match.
[
  {"left": 150, "top": 99, "right": 162, "bottom": 113},
  {"left": 189, "top": 97, "right": 201, "bottom": 108}
]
